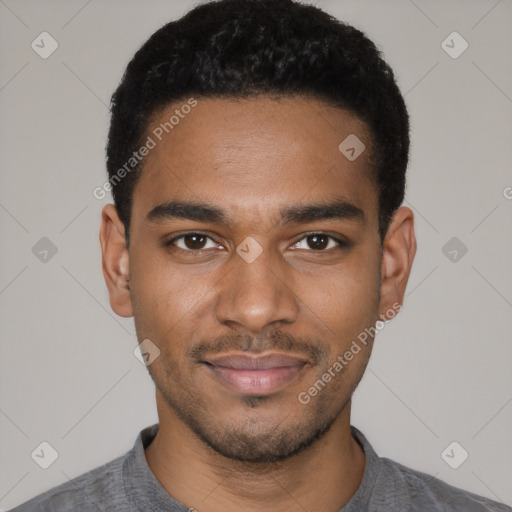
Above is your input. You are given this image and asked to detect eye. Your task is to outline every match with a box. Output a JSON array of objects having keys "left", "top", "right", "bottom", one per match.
[
  {"left": 165, "top": 232, "right": 347, "bottom": 253},
  {"left": 166, "top": 233, "right": 219, "bottom": 251},
  {"left": 290, "top": 233, "right": 346, "bottom": 251}
]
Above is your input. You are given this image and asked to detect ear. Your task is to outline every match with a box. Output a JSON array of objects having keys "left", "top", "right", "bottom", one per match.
[
  {"left": 99, "top": 204, "right": 133, "bottom": 318},
  {"left": 378, "top": 206, "right": 417, "bottom": 319}
]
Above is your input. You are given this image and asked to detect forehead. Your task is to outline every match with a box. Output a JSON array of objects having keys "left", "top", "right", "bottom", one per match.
[{"left": 132, "top": 96, "right": 378, "bottom": 229}]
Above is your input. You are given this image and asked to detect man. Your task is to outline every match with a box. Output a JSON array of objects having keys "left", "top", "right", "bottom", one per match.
[{"left": 11, "top": 0, "right": 511, "bottom": 510}]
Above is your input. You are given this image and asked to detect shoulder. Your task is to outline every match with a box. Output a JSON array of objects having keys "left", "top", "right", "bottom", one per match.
[
  {"left": 377, "top": 456, "right": 512, "bottom": 511},
  {"left": 8, "top": 454, "right": 129, "bottom": 512}
]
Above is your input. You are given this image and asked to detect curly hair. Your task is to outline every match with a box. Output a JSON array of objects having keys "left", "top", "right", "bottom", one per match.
[{"left": 106, "top": 0, "right": 409, "bottom": 242}]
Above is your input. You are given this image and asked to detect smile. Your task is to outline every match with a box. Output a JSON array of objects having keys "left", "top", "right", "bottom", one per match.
[{"left": 201, "top": 352, "right": 309, "bottom": 395}]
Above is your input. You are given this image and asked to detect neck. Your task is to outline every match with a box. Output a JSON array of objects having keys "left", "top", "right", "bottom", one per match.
[{"left": 144, "top": 394, "right": 366, "bottom": 512}]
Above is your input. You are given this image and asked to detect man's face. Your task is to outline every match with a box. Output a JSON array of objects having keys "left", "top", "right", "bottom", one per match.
[{"left": 116, "top": 96, "right": 388, "bottom": 462}]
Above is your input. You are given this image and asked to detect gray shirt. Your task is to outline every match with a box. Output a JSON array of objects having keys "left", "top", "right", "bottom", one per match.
[{"left": 9, "top": 423, "right": 511, "bottom": 511}]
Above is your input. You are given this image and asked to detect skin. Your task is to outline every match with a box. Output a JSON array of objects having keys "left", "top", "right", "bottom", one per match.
[{"left": 100, "top": 96, "right": 416, "bottom": 512}]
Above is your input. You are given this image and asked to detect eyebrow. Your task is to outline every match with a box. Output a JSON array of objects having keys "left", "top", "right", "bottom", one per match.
[{"left": 145, "top": 196, "right": 365, "bottom": 227}]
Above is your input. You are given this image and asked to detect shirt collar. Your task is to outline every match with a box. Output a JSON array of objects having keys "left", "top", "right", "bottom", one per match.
[{"left": 122, "top": 422, "right": 382, "bottom": 512}]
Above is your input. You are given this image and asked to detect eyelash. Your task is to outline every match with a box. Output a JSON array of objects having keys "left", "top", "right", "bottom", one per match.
[{"left": 165, "top": 232, "right": 348, "bottom": 252}]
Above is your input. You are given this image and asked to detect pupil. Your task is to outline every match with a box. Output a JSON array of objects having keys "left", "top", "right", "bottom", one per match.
[
  {"left": 308, "top": 234, "right": 327, "bottom": 250},
  {"left": 186, "top": 234, "right": 206, "bottom": 249}
]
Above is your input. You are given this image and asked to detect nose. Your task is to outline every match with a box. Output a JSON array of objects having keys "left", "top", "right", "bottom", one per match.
[{"left": 214, "top": 241, "right": 299, "bottom": 334}]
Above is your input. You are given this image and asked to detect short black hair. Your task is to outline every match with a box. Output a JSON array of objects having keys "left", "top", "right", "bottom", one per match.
[{"left": 106, "top": 0, "right": 409, "bottom": 243}]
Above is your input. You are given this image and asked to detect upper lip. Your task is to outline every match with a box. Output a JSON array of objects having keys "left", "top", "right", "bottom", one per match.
[{"left": 203, "top": 352, "right": 309, "bottom": 370}]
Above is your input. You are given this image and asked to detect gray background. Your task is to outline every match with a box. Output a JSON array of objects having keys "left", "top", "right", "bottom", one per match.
[{"left": 1, "top": 0, "right": 511, "bottom": 509}]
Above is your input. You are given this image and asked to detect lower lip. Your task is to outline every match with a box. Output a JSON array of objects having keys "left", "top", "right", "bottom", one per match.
[{"left": 204, "top": 364, "right": 304, "bottom": 395}]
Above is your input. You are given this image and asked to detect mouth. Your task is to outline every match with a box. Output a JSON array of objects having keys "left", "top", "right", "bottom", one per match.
[{"left": 201, "top": 352, "right": 309, "bottom": 396}]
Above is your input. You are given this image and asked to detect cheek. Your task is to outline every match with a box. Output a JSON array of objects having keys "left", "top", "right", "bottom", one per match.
[
  {"left": 303, "top": 271, "right": 379, "bottom": 394},
  {"left": 302, "top": 254, "right": 381, "bottom": 346},
  {"left": 129, "top": 247, "right": 218, "bottom": 344}
]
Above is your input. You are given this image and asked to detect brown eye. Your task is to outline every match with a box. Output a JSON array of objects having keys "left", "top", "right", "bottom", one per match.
[
  {"left": 306, "top": 234, "right": 329, "bottom": 250},
  {"left": 183, "top": 234, "right": 207, "bottom": 250},
  {"left": 291, "top": 233, "right": 346, "bottom": 251},
  {"left": 166, "top": 233, "right": 218, "bottom": 251}
]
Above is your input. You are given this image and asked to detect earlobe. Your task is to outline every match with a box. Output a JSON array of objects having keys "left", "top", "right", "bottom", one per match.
[
  {"left": 378, "top": 206, "right": 417, "bottom": 319},
  {"left": 99, "top": 204, "right": 133, "bottom": 318}
]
